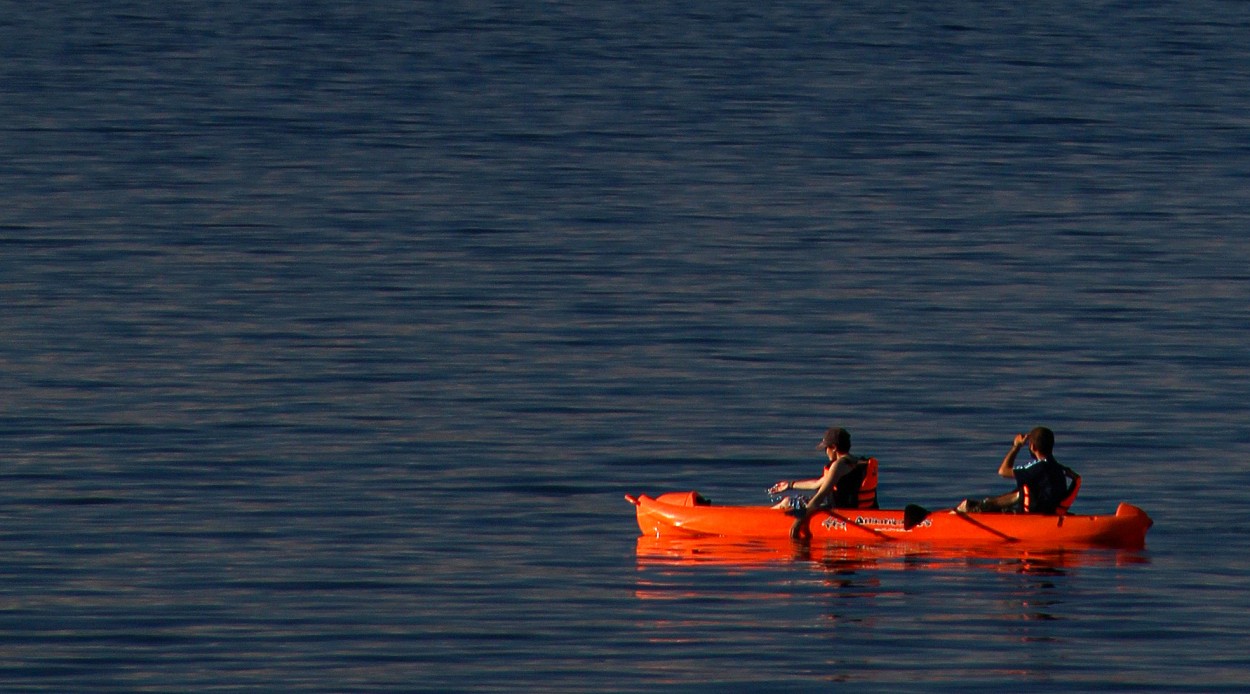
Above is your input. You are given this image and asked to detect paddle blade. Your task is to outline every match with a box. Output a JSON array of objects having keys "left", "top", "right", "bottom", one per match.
[{"left": 903, "top": 504, "right": 930, "bottom": 530}]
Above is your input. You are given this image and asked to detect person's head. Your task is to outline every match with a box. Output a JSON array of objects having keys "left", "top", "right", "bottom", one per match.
[
  {"left": 1027, "top": 426, "right": 1054, "bottom": 457},
  {"left": 817, "top": 427, "right": 851, "bottom": 454}
]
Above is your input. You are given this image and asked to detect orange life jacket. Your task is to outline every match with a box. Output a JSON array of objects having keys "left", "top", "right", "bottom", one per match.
[{"left": 829, "top": 457, "right": 879, "bottom": 510}]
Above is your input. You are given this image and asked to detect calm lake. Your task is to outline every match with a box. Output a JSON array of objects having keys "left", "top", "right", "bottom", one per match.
[{"left": 2, "top": 1, "right": 1249, "bottom": 691}]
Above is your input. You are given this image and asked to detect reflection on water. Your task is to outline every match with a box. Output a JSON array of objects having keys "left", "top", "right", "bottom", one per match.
[
  {"left": 631, "top": 535, "right": 1157, "bottom": 687},
  {"left": 634, "top": 535, "right": 1151, "bottom": 574},
  {"left": 635, "top": 534, "right": 1151, "bottom": 628}
]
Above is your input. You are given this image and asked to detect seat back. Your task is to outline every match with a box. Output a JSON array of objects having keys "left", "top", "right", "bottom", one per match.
[
  {"left": 856, "top": 457, "right": 879, "bottom": 509},
  {"left": 1055, "top": 467, "right": 1081, "bottom": 515}
]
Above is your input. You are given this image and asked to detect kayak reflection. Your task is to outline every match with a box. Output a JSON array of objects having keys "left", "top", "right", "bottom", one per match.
[{"left": 634, "top": 535, "right": 1150, "bottom": 575}]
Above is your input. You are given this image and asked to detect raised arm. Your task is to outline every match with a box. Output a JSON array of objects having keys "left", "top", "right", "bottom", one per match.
[{"left": 997, "top": 433, "right": 1029, "bottom": 479}]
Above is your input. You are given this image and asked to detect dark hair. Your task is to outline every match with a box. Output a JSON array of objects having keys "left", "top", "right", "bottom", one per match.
[{"left": 1027, "top": 427, "right": 1054, "bottom": 456}]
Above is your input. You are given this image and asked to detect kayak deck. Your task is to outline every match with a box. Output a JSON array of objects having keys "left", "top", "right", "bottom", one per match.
[{"left": 626, "top": 491, "right": 1152, "bottom": 550}]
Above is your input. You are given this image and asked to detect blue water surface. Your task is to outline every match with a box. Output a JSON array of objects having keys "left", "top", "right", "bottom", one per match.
[{"left": 2, "top": 1, "right": 1249, "bottom": 691}]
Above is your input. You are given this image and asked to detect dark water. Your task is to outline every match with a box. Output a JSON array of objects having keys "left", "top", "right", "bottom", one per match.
[{"left": 3, "top": 1, "right": 1249, "bottom": 691}]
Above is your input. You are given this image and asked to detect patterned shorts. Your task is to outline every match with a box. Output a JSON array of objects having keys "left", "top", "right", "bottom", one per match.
[{"left": 777, "top": 495, "right": 810, "bottom": 511}]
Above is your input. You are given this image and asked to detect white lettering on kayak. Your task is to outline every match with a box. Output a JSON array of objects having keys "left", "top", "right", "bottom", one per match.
[
  {"left": 821, "top": 517, "right": 847, "bottom": 531},
  {"left": 855, "top": 516, "right": 903, "bottom": 527}
]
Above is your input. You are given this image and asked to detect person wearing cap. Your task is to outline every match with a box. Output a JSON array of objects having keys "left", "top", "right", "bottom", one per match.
[
  {"left": 769, "top": 427, "right": 878, "bottom": 539},
  {"left": 955, "top": 426, "right": 1076, "bottom": 514}
]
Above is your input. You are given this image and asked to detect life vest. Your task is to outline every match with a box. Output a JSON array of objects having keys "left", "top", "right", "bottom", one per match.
[
  {"left": 829, "top": 457, "right": 879, "bottom": 510},
  {"left": 1017, "top": 458, "right": 1077, "bottom": 514}
]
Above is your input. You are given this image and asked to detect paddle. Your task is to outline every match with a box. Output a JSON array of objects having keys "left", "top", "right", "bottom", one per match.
[
  {"left": 904, "top": 503, "right": 972, "bottom": 529},
  {"left": 903, "top": 504, "right": 933, "bottom": 530},
  {"left": 904, "top": 499, "right": 1003, "bottom": 531}
]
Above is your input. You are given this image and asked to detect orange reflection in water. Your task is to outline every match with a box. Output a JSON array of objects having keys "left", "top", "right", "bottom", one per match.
[
  {"left": 633, "top": 535, "right": 1153, "bottom": 669},
  {"left": 634, "top": 534, "right": 1149, "bottom": 577}
]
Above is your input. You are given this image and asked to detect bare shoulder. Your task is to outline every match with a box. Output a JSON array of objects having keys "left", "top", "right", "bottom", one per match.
[{"left": 829, "top": 455, "right": 860, "bottom": 475}]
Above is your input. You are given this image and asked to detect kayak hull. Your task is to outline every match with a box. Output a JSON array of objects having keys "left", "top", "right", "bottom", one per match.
[{"left": 626, "top": 491, "right": 1152, "bottom": 550}]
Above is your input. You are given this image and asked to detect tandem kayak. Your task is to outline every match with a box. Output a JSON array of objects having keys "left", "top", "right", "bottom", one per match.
[{"left": 625, "top": 491, "right": 1153, "bottom": 550}]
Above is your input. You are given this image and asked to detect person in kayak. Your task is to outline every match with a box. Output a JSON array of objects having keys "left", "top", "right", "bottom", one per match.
[
  {"left": 956, "top": 426, "right": 1075, "bottom": 514},
  {"left": 769, "top": 427, "right": 879, "bottom": 538}
]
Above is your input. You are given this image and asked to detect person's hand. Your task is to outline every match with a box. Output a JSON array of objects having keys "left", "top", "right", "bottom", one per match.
[
  {"left": 1012, "top": 433, "right": 1029, "bottom": 448},
  {"left": 768, "top": 480, "right": 791, "bottom": 495}
]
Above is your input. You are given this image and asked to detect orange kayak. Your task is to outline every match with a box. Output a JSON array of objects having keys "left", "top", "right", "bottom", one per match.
[{"left": 626, "top": 491, "right": 1153, "bottom": 550}]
